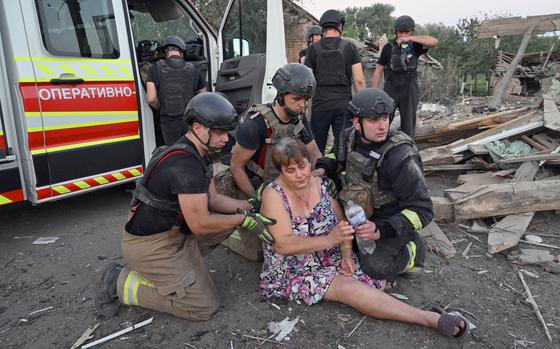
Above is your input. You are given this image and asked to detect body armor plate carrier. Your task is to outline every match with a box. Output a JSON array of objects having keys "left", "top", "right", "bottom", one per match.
[
  {"left": 131, "top": 142, "right": 212, "bottom": 214},
  {"left": 157, "top": 58, "right": 195, "bottom": 117},
  {"left": 245, "top": 104, "right": 306, "bottom": 181},
  {"left": 315, "top": 39, "right": 351, "bottom": 86},
  {"left": 388, "top": 41, "right": 418, "bottom": 74},
  {"left": 337, "top": 129, "right": 415, "bottom": 217}
]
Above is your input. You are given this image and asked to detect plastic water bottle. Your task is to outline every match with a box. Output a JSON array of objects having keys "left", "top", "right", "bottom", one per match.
[{"left": 344, "top": 200, "right": 376, "bottom": 255}]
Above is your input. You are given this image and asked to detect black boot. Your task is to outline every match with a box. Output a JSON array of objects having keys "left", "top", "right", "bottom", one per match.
[{"left": 95, "top": 262, "right": 123, "bottom": 318}]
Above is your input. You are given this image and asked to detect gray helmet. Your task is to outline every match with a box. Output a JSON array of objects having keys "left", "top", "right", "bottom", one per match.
[
  {"left": 162, "top": 35, "right": 186, "bottom": 52},
  {"left": 183, "top": 92, "right": 238, "bottom": 131},
  {"left": 348, "top": 88, "right": 394, "bottom": 118},
  {"left": 272, "top": 63, "right": 316, "bottom": 99},
  {"left": 319, "top": 9, "right": 345, "bottom": 29},
  {"left": 306, "top": 25, "right": 322, "bottom": 39},
  {"left": 394, "top": 15, "right": 415, "bottom": 31}
]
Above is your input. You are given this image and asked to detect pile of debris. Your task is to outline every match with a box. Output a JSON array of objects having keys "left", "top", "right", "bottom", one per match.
[
  {"left": 416, "top": 86, "right": 560, "bottom": 273},
  {"left": 494, "top": 49, "right": 560, "bottom": 95}
]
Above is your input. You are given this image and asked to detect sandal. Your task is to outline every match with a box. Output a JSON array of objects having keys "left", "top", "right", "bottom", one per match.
[{"left": 431, "top": 306, "right": 469, "bottom": 339}]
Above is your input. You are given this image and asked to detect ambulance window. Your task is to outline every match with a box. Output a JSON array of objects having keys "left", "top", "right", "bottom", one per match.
[
  {"left": 222, "top": 0, "right": 266, "bottom": 60},
  {"left": 129, "top": 7, "right": 203, "bottom": 45},
  {"left": 36, "top": 0, "right": 120, "bottom": 58}
]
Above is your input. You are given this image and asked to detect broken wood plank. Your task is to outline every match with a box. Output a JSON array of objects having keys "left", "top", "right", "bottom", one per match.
[
  {"left": 488, "top": 212, "right": 535, "bottom": 253},
  {"left": 543, "top": 94, "right": 560, "bottom": 132},
  {"left": 424, "top": 164, "right": 480, "bottom": 172},
  {"left": 456, "top": 171, "right": 508, "bottom": 187},
  {"left": 452, "top": 179, "right": 560, "bottom": 220},
  {"left": 415, "top": 107, "right": 529, "bottom": 142},
  {"left": 507, "top": 249, "right": 556, "bottom": 265},
  {"left": 450, "top": 111, "right": 542, "bottom": 153},
  {"left": 477, "top": 13, "right": 560, "bottom": 38},
  {"left": 419, "top": 145, "right": 464, "bottom": 165},
  {"left": 512, "top": 161, "right": 540, "bottom": 182},
  {"left": 488, "top": 161, "right": 539, "bottom": 253},
  {"left": 532, "top": 132, "right": 560, "bottom": 149},
  {"left": 467, "top": 144, "right": 489, "bottom": 155},
  {"left": 418, "top": 221, "right": 456, "bottom": 258},
  {"left": 521, "top": 135, "right": 550, "bottom": 151},
  {"left": 431, "top": 196, "right": 453, "bottom": 222},
  {"left": 497, "top": 153, "right": 560, "bottom": 164}
]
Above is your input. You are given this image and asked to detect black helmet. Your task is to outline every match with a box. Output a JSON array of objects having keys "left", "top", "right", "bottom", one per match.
[
  {"left": 348, "top": 88, "right": 394, "bottom": 118},
  {"left": 162, "top": 35, "right": 186, "bottom": 52},
  {"left": 394, "top": 15, "right": 415, "bottom": 31},
  {"left": 272, "top": 63, "right": 316, "bottom": 99},
  {"left": 183, "top": 92, "right": 238, "bottom": 131},
  {"left": 319, "top": 9, "right": 345, "bottom": 29},
  {"left": 306, "top": 25, "right": 322, "bottom": 39}
]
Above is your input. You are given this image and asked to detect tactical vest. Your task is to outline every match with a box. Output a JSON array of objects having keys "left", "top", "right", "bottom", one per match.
[
  {"left": 338, "top": 129, "right": 415, "bottom": 213},
  {"left": 157, "top": 57, "right": 195, "bottom": 117},
  {"left": 131, "top": 142, "right": 212, "bottom": 214},
  {"left": 315, "top": 39, "right": 351, "bottom": 86},
  {"left": 388, "top": 41, "right": 418, "bottom": 74},
  {"left": 245, "top": 104, "right": 306, "bottom": 181}
]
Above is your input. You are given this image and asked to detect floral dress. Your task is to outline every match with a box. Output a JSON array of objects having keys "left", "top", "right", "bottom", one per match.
[{"left": 259, "top": 178, "right": 383, "bottom": 305}]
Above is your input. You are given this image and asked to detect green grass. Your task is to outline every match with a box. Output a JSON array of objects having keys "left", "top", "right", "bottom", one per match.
[{"left": 463, "top": 74, "right": 490, "bottom": 96}]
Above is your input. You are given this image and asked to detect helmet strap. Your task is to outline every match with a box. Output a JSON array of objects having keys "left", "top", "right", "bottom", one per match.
[
  {"left": 191, "top": 126, "right": 222, "bottom": 153},
  {"left": 276, "top": 93, "right": 285, "bottom": 107},
  {"left": 357, "top": 117, "right": 376, "bottom": 143},
  {"left": 275, "top": 94, "right": 301, "bottom": 122}
]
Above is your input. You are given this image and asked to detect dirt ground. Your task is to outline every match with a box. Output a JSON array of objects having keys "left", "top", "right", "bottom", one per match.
[{"left": 1, "top": 176, "right": 559, "bottom": 348}]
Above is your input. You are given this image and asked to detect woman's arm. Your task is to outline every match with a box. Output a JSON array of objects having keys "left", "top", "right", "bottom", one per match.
[
  {"left": 261, "top": 184, "right": 354, "bottom": 256},
  {"left": 330, "top": 196, "right": 353, "bottom": 252}
]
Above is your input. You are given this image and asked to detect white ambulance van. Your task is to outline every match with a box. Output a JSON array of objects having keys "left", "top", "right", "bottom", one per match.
[{"left": 0, "top": 0, "right": 287, "bottom": 206}]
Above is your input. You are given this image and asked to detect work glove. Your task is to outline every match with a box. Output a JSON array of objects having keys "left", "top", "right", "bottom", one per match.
[
  {"left": 247, "top": 180, "right": 271, "bottom": 213},
  {"left": 324, "top": 177, "right": 338, "bottom": 198},
  {"left": 240, "top": 210, "right": 276, "bottom": 244}
]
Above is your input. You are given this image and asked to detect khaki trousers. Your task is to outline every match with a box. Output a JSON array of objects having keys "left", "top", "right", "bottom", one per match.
[{"left": 117, "top": 227, "right": 232, "bottom": 320}]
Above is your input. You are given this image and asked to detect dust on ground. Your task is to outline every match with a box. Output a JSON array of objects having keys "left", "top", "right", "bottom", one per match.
[{"left": 0, "top": 183, "right": 559, "bottom": 349}]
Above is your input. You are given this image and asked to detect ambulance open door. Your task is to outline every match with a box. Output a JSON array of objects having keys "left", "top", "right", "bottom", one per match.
[{"left": 216, "top": 0, "right": 287, "bottom": 114}]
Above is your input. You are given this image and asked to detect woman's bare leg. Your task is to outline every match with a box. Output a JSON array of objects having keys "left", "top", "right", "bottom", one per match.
[{"left": 324, "top": 275, "right": 463, "bottom": 335}]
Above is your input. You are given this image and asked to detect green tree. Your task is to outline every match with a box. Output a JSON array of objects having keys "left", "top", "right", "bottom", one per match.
[{"left": 342, "top": 3, "right": 395, "bottom": 41}]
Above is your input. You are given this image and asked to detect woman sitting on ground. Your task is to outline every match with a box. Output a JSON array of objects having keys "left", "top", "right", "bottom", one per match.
[{"left": 259, "top": 138, "right": 468, "bottom": 339}]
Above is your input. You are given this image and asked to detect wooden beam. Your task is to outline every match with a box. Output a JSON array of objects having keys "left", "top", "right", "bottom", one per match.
[
  {"left": 477, "top": 13, "right": 560, "bottom": 38},
  {"left": 415, "top": 107, "right": 529, "bottom": 143},
  {"left": 487, "top": 161, "right": 538, "bottom": 253},
  {"left": 490, "top": 22, "right": 536, "bottom": 108},
  {"left": 431, "top": 196, "right": 454, "bottom": 222},
  {"left": 418, "top": 221, "right": 456, "bottom": 258},
  {"left": 452, "top": 179, "right": 560, "bottom": 220}
]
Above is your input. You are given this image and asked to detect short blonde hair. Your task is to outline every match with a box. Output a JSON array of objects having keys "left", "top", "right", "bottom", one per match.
[{"left": 271, "top": 138, "right": 310, "bottom": 172}]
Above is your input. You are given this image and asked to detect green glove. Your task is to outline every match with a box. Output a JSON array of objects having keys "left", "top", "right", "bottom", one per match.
[
  {"left": 324, "top": 177, "right": 338, "bottom": 198},
  {"left": 240, "top": 210, "right": 276, "bottom": 244},
  {"left": 247, "top": 180, "right": 270, "bottom": 213}
]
